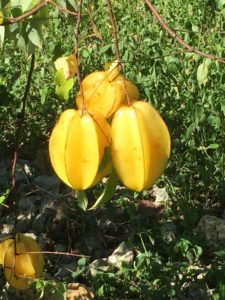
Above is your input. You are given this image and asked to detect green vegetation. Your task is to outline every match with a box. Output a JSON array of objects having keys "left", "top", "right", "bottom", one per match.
[{"left": 0, "top": 0, "right": 225, "bottom": 299}]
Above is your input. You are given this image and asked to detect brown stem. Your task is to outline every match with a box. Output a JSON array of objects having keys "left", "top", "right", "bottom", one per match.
[
  {"left": 1, "top": 0, "right": 47, "bottom": 25},
  {"left": 144, "top": 0, "right": 225, "bottom": 64},
  {"left": 87, "top": 0, "right": 103, "bottom": 41},
  {"left": 20, "top": 54, "right": 35, "bottom": 126},
  {"left": 12, "top": 54, "right": 35, "bottom": 244},
  {"left": 74, "top": 0, "right": 85, "bottom": 114},
  {"left": 106, "top": 0, "right": 131, "bottom": 105},
  {"left": 47, "top": 0, "right": 77, "bottom": 16},
  {"left": 1, "top": 0, "right": 77, "bottom": 26},
  {"left": 19, "top": 250, "right": 90, "bottom": 258},
  {"left": 106, "top": 0, "right": 121, "bottom": 68}
]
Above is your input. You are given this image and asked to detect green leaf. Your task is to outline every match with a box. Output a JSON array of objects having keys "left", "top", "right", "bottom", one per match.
[
  {"left": 77, "top": 190, "right": 88, "bottom": 211},
  {"left": 0, "top": 85, "right": 10, "bottom": 106},
  {"left": 0, "top": 189, "right": 10, "bottom": 205},
  {"left": 0, "top": 10, "right": 3, "bottom": 25},
  {"left": 55, "top": 80, "right": 74, "bottom": 100},
  {"left": 214, "top": 250, "right": 225, "bottom": 260},
  {"left": 36, "top": 5, "right": 49, "bottom": 23},
  {"left": 207, "top": 115, "right": 221, "bottom": 129},
  {"left": 10, "top": 6, "right": 23, "bottom": 17},
  {"left": 100, "top": 44, "right": 111, "bottom": 54},
  {"left": 98, "top": 147, "right": 111, "bottom": 173},
  {"left": 19, "top": 0, "right": 34, "bottom": 12},
  {"left": 89, "top": 169, "right": 118, "bottom": 210},
  {"left": 197, "top": 60, "right": 209, "bottom": 86},
  {"left": 54, "top": 69, "right": 74, "bottom": 100},
  {"left": 28, "top": 27, "right": 42, "bottom": 48},
  {"left": 55, "top": 69, "right": 66, "bottom": 86},
  {"left": 67, "top": 0, "right": 76, "bottom": 9},
  {"left": 216, "top": 0, "right": 225, "bottom": 9},
  {"left": 0, "top": 26, "right": 5, "bottom": 47},
  {"left": 221, "top": 99, "right": 225, "bottom": 116},
  {"left": 207, "top": 143, "right": 219, "bottom": 150},
  {"left": 56, "top": 0, "right": 67, "bottom": 8},
  {"left": 165, "top": 56, "right": 180, "bottom": 74}
]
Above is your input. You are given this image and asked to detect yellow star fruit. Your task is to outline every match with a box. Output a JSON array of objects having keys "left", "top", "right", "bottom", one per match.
[
  {"left": 4, "top": 234, "right": 44, "bottom": 290},
  {"left": 49, "top": 109, "right": 111, "bottom": 190},
  {"left": 111, "top": 101, "right": 171, "bottom": 192}
]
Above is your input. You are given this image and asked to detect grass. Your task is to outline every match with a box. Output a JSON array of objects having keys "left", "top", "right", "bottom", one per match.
[{"left": 0, "top": 0, "right": 225, "bottom": 299}]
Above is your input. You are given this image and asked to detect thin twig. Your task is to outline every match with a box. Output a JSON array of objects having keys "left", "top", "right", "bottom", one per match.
[
  {"left": 11, "top": 54, "right": 35, "bottom": 253},
  {"left": 74, "top": 0, "right": 85, "bottom": 114},
  {"left": 144, "top": 0, "right": 225, "bottom": 64},
  {"left": 47, "top": 0, "right": 77, "bottom": 16},
  {"left": 1, "top": 0, "right": 47, "bottom": 25},
  {"left": 106, "top": 0, "right": 122, "bottom": 69},
  {"left": 106, "top": 0, "right": 131, "bottom": 105},
  {"left": 20, "top": 54, "right": 35, "bottom": 126},
  {"left": 1, "top": 0, "right": 77, "bottom": 26},
  {"left": 19, "top": 251, "right": 90, "bottom": 258},
  {"left": 87, "top": 0, "right": 103, "bottom": 41}
]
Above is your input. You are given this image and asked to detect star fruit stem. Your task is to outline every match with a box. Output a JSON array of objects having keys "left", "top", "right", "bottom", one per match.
[
  {"left": 74, "top": 0, "right": 86, "bottom": 115},
  {"left": 106, "top": 0, "right": 131, "bottom": 105}
]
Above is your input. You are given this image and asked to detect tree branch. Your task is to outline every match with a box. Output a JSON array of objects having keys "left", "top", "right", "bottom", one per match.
[
  {"left": 12, "top": 54, "right": 36, "bottom": 241},
  {"left": 106, "top": 0, "right": 121, "bottom": 67},
  {"left": 1, "top": 0, "right": 77, "bottom": 26},
  {"left": 74, "top": 0, "right": 85, "bottom": 113},
  {"left": 144, "top": 0, "right": 225, "bottom": 64},
  {"left": 106, "top": 0, "right": 131, "bottom": 105}
]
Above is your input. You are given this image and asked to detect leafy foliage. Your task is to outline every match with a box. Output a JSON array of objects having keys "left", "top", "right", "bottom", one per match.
[{"left": 0, "top": 0, "right": 225, "bottom": 298}]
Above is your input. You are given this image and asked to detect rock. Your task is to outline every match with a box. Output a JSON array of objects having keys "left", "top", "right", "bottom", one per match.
[
  {"left": 84, "top": 221, "right": 104, "bottom": 254},
  {"left": 18, "top": 195, "right": 42, "bottom": 213},
  {"left": 32, "top": 212, "right": 49, "bottom": 233},
  {"left": 32, "top": 175, "right": 60, "bottom": 193},
  {"left": 88, "top": 242, "right": 134, "bottom": 278},
  {"left": 161, "top": 221, "right": 177, "bottom": 243},
  {"left": 16, "top": 213, "right": 33, "bottom": 232},
  {"left": 1, "top": 223, "right": 14, "bottom": 236},
  {"left": 138, "top": 200, "right": 164, "bottom": 217},
  {"left": 47, "top": 206, "right": 68, "bottom": 241},
  {"left": 187, "top": 282, "right": 212, "bottom": 300},
  {"left": 88, "top": 258, "right": 110, "bottom": 277},
  {"left": 67, "top": 283, "right": 94, "bottom": 300},
  {"left": 33, "top": 148, "right": 52, "bottom": 175},
  {"left": 195, "top": 215, "right": 225, "bottom": 251},
  {"left": 151, "top": 185, "right": 170, "bottom": 205},
  {"left": 0, "top": 159, "right": 10, "bottom": 188},
  {"left": 15, "top": 160, "right": 34, "bottom": 184},
  {"left": 107, "top": 241, "right": 134, "bottom": 268}
]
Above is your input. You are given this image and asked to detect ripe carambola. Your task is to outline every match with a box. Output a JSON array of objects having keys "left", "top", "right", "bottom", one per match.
[
  {"left": 3, "top": 234, "right": 44, "bottom": 290},
  {"left": 49, "top": 109, "right": 111, "bottom": 190},
  {"left": 111, "top": 101, "right": 171, "bottom": 192},
  {"left": 76, "top": 70, "right": 139, "bottom": 118}
]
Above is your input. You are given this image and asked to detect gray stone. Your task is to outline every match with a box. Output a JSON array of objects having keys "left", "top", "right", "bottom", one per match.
[
  {"left": 151, "top": 185, "right": 170, "bottom": 205},
  {"left": 161, "top": 221, "right": 177, "bottom": 243},
  {"left": 195, "top": 215, "right": 225, "bottom": 251},
  {"left": 1, "top": 223, "right": 14, "bottom": 235},
  {"left": 32, "top": 212, "right": 48, "bottom": 233},
  {"left": 88, "top": 258, "right": 110, "bottom": 277},
  {"left": 107, "top": 242, "right": 134, "bottom": 268},
  {"left": 0, "top": 159, "right": 9, "bottom": 188},
  {"left": 188, "top": 282, "right": 212, "bottom": 300},
  {"left": 18, "top": 195, "right": 42, "bottom": 213},
  {"left": 32, "top": 175, "right": 60, "bottom": 193},
  {"left": 17, "top": 159, "right": 33, "bottom": 177},
  {"left": 16, "top": 213, "right": 33, "bottom": 232},
  {"left": 88, "top": 242, "right": 134, "bottom": 278}
]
